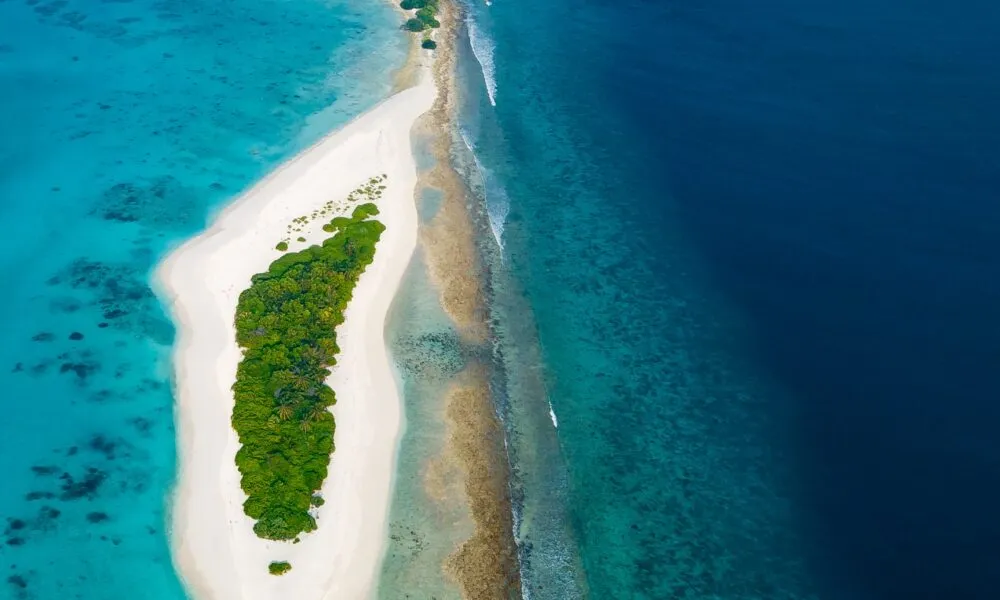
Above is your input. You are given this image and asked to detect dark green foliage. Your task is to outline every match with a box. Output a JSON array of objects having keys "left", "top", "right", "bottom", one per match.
[
  {"left": 275, "top": 241, "right": 288, "bottom": 252},
  {"left": 421, "top": 39, "right": 437, "bottom": 50},
  {"left": 404, "top": 18, "right": 426, "bottom": 32},
  {"left": 399, "top": 0, "right": 426, "bottom": 9},
  {"left": 268, "top": 561, "right": 292, "bottom": 576},
  {"left": 233, "top": 178, "right": 387, "bottom": 541},
  {"left": 297, "top": 237, "right": 306, "bottom": 243},
  {"left": 310, "top": 495, "right": 325, "bottom": 507}
]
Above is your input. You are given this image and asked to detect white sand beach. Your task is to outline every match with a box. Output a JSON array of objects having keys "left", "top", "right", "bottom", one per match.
[{"left": 156, "top": 60, "right": 436, "bottom": 600}]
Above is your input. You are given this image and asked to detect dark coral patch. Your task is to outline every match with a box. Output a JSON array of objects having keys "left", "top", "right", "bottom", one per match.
[
  {"left": 24, "top": 491, "right": 55, "bottom": 501},
  {"left": 30, "top": 361, "right": 52, "bottom": 375},
  {"left": 38, "top": 506, "right": 61, "bottom": 522},
  {"left": 59, "top": 467, "right": 107, "bottom": 500},
  {"left": 92, "top": 176, "right": 197, "bottom": 229},
  {"left": 88, "top": 435, "right": 117, "bottom": 459},
  {"left": 4, "top": 519, "right": 26, "bottom": 533},
  {"left": 31, "top": 332, "right": 55, "bottom": 342},
  {"left": 69, "top": 332, "right": 84, "bottom": 340},
  {"left": 30, "top": 465, "right": 59, "bottom": 476},
  {"left": 86, "top": 512, "right": 109, "bottom": 523},
  {"left": 89, "top": 389, "right": 115, "bottom": 403},
  {"left": 59, "top": 361, "right": 99, "bottom": 381},
  {"left": 128, "top": 416, "right": 152, "bottom": 435},
  {"left": 50, "top": 297, "right": 83, "bottom": 313}
]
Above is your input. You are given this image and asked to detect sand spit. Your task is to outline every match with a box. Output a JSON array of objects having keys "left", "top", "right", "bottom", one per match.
[{"left": 159, "top": 59, "right": 437, "bottom": 600}]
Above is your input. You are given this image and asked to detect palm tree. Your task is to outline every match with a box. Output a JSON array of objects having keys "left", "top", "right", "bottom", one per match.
[
  {"left": 276, "top": 404, "right": 294, "bottom": 421},
  {"left": 308, "top": 405, "right": 329, "bottom": 423}
]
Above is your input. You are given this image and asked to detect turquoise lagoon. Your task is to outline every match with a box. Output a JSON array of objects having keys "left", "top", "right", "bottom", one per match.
[{"left": 0, "top": 0, "right": 405, "bottom": 597}]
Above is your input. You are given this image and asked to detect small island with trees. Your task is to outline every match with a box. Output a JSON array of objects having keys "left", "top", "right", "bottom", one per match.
[
  {"left": 400, "top": 0, "right": 440, "bottom": 44},
  {"left": 231, "top": 177, "right": 387, "bottom": 562}
]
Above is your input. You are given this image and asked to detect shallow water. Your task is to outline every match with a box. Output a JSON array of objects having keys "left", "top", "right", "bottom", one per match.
[
  {"left": 379, "top": 242, "right": 468, "bottom": 600},
  {"left": 0, "top": 0, "right": 405, "bottom": 597}
]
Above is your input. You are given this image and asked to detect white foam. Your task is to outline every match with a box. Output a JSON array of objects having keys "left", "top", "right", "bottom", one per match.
[
  {"left": 548, "top": 403, "right": 559, "bottom": 428},
  {"left": 459, "top": 128, "right": 508, "bottom": 250},
  {"left": 467, "top": 15, "right": 497, "bottom": 106}
]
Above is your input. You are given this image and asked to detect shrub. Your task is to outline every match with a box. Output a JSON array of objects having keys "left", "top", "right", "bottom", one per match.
[
  {"left": 421, "top": 38, "right": 437, "bottom": 50},
  {"left": 268, "top": 561, "right": 292, "bottom": 576},
  {"left": 329, "top": 216, "right": 353, "bottom": 230},
  {"left": 403, "top": 18, "right": 425, "bottom": 32},
  {"left": 311, "top": 495, "right": 325, "bottom": 507},
  {"left": 297, "top": 237, "right": 306, "bottom": 242},
  {"left": 399, "top": 0, "right": 426, "bottom": 9},
  {"left": 275, "top": 241, "right": 288, "bottom": 252},
  {"left": 415, "top": 7, "right": 440, "bottom": 28},
  {"left": 352, "top": 203, "right": 380, "bottom": 219}
]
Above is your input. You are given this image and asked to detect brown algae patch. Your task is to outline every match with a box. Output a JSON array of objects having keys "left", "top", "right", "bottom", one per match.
[
  {"left": 416, "top": 4, "right": 489, "bottom": 345},
  {"left": 441, "top": 366, "right": 522, "bottom": 599}
]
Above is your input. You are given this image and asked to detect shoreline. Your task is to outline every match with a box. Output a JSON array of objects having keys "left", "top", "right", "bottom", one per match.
[
  {"left": 157, "top": 49, "right": 437, "bottom": 600},
  {"left": 413, "top": 3, "right": 524, "bottom": 597}
]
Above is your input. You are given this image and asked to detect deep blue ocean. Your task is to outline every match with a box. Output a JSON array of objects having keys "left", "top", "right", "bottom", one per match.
[
  {"left": 0, "top": 0, "right": 404, "bottom": 597},
  {"left": 459, "top": 0, "right": 1000, "bottom": 598}
]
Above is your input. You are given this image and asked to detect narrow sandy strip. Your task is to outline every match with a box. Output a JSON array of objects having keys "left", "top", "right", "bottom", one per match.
[{"left": 156, "top": 61, "right": 436, "bottom": 600}]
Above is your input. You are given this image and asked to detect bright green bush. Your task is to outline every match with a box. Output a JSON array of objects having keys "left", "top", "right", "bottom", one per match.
[
  {"left": 233, "top": 178, "right": 386, "bottom": 541},
  {"left": 268, "top": 561, "right": 292, "bottom": 576},
  {"left": 275, "top": 241, "right": 288, "bottom": 252},
  {"left": 416, "top": 7, "right": 440, "bottom": 28},
  {"left": 329, "top": 216, "right": 354, "bottom": 230}
]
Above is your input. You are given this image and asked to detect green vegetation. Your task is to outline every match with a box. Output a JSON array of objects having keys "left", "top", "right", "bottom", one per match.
[
  {"left": 268, "top": 561, "right": 292, "bottom": 576},
  {"left": 275, "top": 241, "right": 289, "bottom": 252},
  {"left": 233, "top": 176, "right": 387, "bottom": 541},
  {"left": 416, "top": 7, "right": 440, "bottom": 28},
  {"left": 400, "top": 0, "right": 439, "bottom": 33},
  {"left": 297, "top": 236, "right": 306, "bottom": 243},
  {"left": 310, "top": 494, "right": 325, "bottom": 507},
  {"left": 421, "top": 38, "right": 437, "bottom": 50}
]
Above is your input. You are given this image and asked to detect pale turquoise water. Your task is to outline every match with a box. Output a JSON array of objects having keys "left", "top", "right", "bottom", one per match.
[
  {"left": 379, "top": 242, "right": 467, "bottom": 599},
  {"left": 0, "top": 0, "right": 406, "bottom": 597},
  {"left": 378, "top": 121, "right": 469, "bottom": 598}
]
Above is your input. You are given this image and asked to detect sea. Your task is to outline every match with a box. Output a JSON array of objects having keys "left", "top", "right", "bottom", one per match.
[
  {"left": 451, "top": 0, "right": 1000, "bottom": 599},
  {"left": 0, "top": 0, "right": 405, "bottom": 597},
  {"left": 3, "top": 0, "right": 1000, "bottom": 599}
]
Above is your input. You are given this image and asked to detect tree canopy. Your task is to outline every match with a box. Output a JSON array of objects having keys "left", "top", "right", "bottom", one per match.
[{"left": 232, "top": 177, "right": 386, "bottom": 541}]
